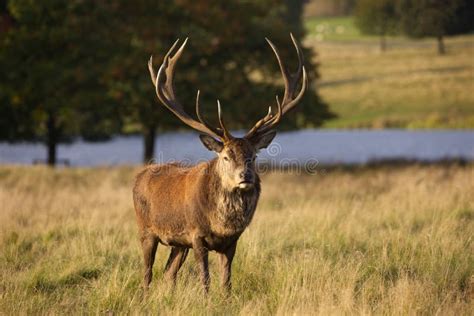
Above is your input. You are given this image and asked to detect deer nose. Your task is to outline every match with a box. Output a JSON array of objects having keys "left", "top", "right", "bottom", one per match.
[{"left": 240, "top": 170, "right": 253, "bottom": 182}]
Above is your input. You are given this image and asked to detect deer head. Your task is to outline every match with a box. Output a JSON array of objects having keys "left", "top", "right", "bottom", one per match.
[{"left": 148, "top": 34, "right": 307, "bottom": 191}]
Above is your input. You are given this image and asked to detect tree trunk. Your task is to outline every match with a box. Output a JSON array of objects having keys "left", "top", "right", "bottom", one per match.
[
  {"left": 380, "top": 35, "right": 387, "bottom": 52},
  {"left": 143, "top": 124, "right": 156, "bottom": 164},
  {"left": 437, "top": 35, "right": 445, "bottom": 55},
  {"left": 46, "top": 112, "right": 57, "bottom": 167}
]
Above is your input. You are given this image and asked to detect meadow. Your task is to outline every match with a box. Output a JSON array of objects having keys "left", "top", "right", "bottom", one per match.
[
  {"left": 305, "top": 16, "right": 474, "bottom": 128},
  {"left": 0, "top": 164, "right": 472, "bottom": 314}
]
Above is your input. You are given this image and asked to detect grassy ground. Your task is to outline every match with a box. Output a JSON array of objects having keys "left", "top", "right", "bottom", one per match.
[
  {"left": 304, "top": 16, "right": 474, "bottom": 128},
  {"left": 0, "top": 164, "right": 473, "bottom": 314},
  {"left": 305, "top": 16, "right": 365, "bottom": 42}
]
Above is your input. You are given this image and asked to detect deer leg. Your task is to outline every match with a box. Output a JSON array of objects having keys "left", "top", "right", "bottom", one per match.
[
  {"left": 141, "top": 234, "right": 158, "bottom": 290},
  {"left": 218, "top": 241, "right": 237, "bottom": 293},
  {"left": 192, "top": 237, "right": 210, "bottom": 293},
  {"left": 164, "top": 247, "right": 189, "bottom": 282}
]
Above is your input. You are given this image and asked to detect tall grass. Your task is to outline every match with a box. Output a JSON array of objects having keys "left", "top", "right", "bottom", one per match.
[{"left": 0, "top": 165, "right": 473, "bottom": 314}]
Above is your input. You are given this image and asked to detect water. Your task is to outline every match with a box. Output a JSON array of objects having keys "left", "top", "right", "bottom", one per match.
[{"left": 0, "top": 130, "right": 473, "bottom": 166}]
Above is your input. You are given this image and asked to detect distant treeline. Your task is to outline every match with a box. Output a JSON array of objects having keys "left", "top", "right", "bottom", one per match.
[
  {"left": 305, "top": 0, "right": 474, "bottom": 54},
  {"left": 355, "top": 0, "right": 474, "bottom": 53}
]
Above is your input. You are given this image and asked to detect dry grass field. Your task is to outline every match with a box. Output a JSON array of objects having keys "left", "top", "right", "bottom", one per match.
[{"left": 0, "top": 164, "right": 473, "bottom": 314}]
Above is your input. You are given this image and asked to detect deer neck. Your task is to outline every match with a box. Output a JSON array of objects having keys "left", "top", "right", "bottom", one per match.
[{"left": 206, "top": 159, "right": 260, "bottom": 237}]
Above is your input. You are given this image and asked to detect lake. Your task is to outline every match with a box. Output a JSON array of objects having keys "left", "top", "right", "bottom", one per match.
[{"left": 1, "top": 130, "right": 473, "bottom": 167}]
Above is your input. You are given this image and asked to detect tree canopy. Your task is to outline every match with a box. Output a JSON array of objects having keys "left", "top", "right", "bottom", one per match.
[
  {"left": 0, "top": 0, "right": 334, "bottom": 165},
  {"left": 355, "top": 0, "right": 398, "bottom": 51},
  {"left": 0, "top": 1, "right": 121, "bottom": 164},
  {"left": 398, "top": 0, "right": 474, "bottom": 54},
  {"left": 107, "top": 0, "right": 334, "bottom": 161},
  {"left": 354, "top": 0, "right": 474, "bottom": 54}
]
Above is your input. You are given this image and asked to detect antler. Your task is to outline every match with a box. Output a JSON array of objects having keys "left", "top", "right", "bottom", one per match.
[
  {"left": 148, "top": 38, "right": 232, "bottom": 141},
  {"left": 245, "top": 34, "right": 307, "bottom": 138}
]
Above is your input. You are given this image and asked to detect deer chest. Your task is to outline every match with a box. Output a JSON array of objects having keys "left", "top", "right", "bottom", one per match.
[{"left": 210, "top": 191, "right": 258, "bottom": 238}]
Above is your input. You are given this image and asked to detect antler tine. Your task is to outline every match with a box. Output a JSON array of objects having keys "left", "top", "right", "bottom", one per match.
[
  {"left": 269, "top": 66, "right": 307, "bottom": 121},
  {"left": 245, "top": 104, "right": 274, "bottom": 138},
  {"left": 195, "top": 90, "right": 224, "bottom": 137},
  {"left": 255, "top": 66, "right": 306, "bottom": 135},
  {"left": 217, "top": 100, "right": 232, "bottom": 140},
  {"left": 148, "top": 39, "right": 181, "bottom": 90},
  {"left": 245, "top": 34, "right": 307, "bottom": 138},
  {"left": 265, "top": 38, "right": 290, "bottom": 101},
  {"left": 161, "top": 38, "right": 187, "bottom": 100},
  {"left": 150, "top": 38, "right": 229, "bottom": 141},
  {"left": 195, "top": 90, "right": 205, "bottom": 123},
  {"left": 290, "top": 33, "right": 304, "bottom": 82},
  {"left": 148, "top": 55, "right": 156, "bottom": 86},
  {"left": 148, "top": 38, "right": 181, "bottom": 87},
  {"left": 266, "top": 33, "right": 305, "bottom": 113}
]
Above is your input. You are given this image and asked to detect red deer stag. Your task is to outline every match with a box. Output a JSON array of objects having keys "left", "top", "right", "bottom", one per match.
[{"left": 133, "top": 34, "right": 307, "bottom": 293}]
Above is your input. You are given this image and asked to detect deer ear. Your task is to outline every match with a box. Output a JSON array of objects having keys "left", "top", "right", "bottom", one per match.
[
  {"left": 249, "top": 130, "right": 277, "bottom": 150},
  {"left": 199, "top": 135, "right": 224, "bottom": 152}
]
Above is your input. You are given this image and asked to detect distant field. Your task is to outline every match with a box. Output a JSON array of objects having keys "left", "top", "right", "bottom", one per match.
[
  {"left": 305, "top": 16, "right": 365, "bottom": 41},
  {"left": 304, "top": 16, "right": 474, "bottom": 128},
  {"left": 1, "top": 165, "right": 473, "bottom": 313}
]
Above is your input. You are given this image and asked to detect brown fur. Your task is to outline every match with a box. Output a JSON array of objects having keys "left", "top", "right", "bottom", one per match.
[{"left": 133, "top": 138, "right": 262, "bottom": 292}]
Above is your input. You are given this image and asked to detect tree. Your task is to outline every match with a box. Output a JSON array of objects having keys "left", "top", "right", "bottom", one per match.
[
  {"left": 0, "top": 0, "right": 121, "bottom": 166},
  {"left": 398, "top": 0, "right": 474, "bottom": 55},
  {"left": 103, "top": 1, "right": 188, "bottom": 163},
  {"left": 1, "top": 0, "right": 334, "bottom": 165},
  {"left": 107, "top": 0, "right": 334, "bottom": 163},
  {"left": 355, "top": 0, "right": 399, "bottom": 52}
]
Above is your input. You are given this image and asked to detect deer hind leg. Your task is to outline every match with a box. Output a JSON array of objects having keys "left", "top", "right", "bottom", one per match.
[
  {"left": 141, "top": 234, "right": 158, "bottom": 290},
  {"left": 164, "top": 247, "right": 189, "bottom": 282}
]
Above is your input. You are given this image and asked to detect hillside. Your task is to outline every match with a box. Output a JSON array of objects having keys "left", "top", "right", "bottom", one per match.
[{"left": 305, "top": 16, "right": 474, "bottom": 128}]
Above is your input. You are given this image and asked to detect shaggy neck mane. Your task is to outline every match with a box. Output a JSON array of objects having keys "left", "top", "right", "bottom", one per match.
[{"left": 201, "top": 159, "right": 261, "bottom": 236}]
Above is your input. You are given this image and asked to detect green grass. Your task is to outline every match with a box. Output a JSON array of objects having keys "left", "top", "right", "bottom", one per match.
[
  {"left": 305, "top": 16, "right": 365, "bottom": 41},
  {"left": 0, "top": 165, "right": 473, "bottom": 314},
  {"left": 304, "top": 16, "right": 474, "bottom": 128}
]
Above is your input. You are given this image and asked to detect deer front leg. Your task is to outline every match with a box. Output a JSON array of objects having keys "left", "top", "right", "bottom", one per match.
[
  {"left": 141, "top": 233, "right": 158, "bottom": 290},
  {"left": 192, "top": 236, "right": 210, "bottom": 293},
  {"left": 218, "top": 241, "right": 237, "bottom": 293}
]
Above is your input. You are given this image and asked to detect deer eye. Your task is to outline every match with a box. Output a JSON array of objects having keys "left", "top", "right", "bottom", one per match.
[{"left": 223, "top": 156, "right": 229, "bottom": 162}]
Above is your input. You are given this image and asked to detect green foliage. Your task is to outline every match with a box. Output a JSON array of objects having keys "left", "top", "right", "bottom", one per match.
[
  {"left": 0, "top": 0, "right": 334, "bottom": 163},
  {"left": 398, "top": 0, "right": 474, "bottom": 38},
  {"left": 355, "top": 0, "right": 399, "bottom": 36},
  {"left": 306, "top": 16, "right": 363, "bottom": 41},
  {"left": 354, "top": 0, "right": 474, "bottom": 40},
  {"left": 107, "top": 0, "right": 333, "bottom": 133},
  {"left": 0, "top": 0, "right": 121, "bottom": 144}
]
